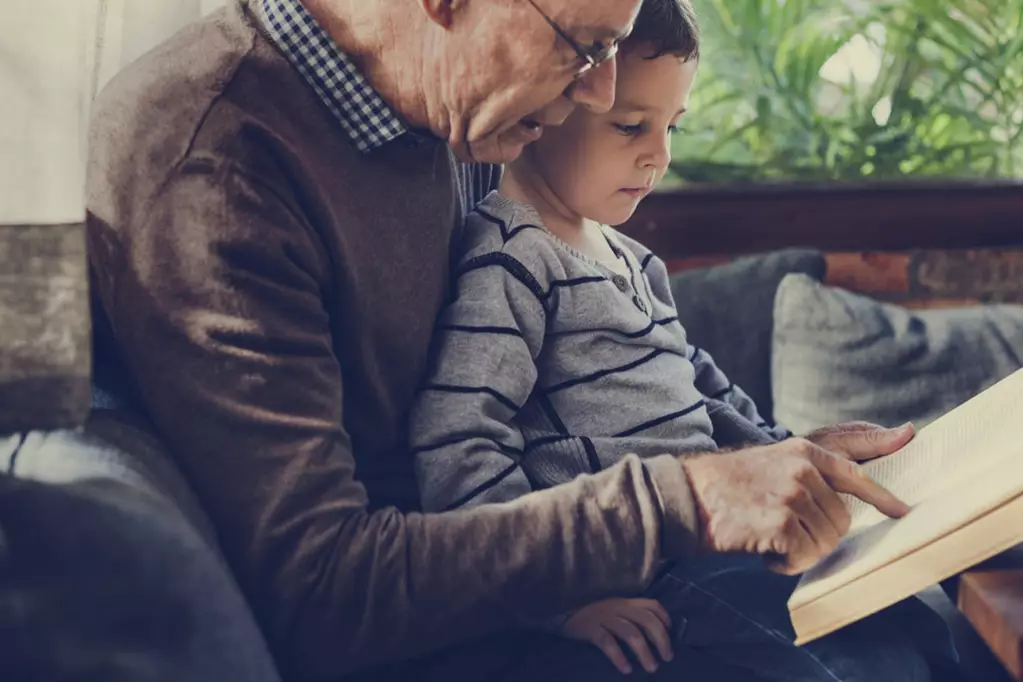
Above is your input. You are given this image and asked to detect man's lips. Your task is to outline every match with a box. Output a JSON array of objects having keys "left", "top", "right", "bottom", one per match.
[{"left": 513, "top": 118, "right": 545, "bottom": 142}]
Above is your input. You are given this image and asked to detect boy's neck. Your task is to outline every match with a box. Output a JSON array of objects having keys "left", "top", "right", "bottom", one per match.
[
  {"left": 499, "top": 162, "right": 587, "bottom": 238},
  {"left": 498, "top": 161, "right": 627, "bottom": 274}
]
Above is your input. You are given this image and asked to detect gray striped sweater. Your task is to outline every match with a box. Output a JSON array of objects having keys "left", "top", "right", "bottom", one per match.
[{"left": 411, "top": 192, "right": 789, "bottom": 513}]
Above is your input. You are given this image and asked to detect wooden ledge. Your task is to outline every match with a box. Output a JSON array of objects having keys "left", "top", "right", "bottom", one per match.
[
  {"left": 621, "top": 180, "right": 1023, "bottom": 257},
  {"left": 959, "top": 545, "right": 1023, "bottom": 681}
]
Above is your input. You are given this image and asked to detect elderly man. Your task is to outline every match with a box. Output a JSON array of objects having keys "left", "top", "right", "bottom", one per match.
[{"left": 82, "top": 0, "right": 962, "bottom": 680}]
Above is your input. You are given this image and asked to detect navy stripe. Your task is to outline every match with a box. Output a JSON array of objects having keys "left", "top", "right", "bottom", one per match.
[
  {"left": 442, "top": 324, "right": 523, "bottom": 338},
  {"left": 421, "top": 384, "right": 521, "bottom": 412},
  {"left": 525, "top": 434, "right": 575, "bottom": 452},
  {"left": 457, "top": 255, "right": 607, "bottom": 314},
  {"left": 536, "top": 392, "right": 569, "bottom": 434},
  {"left": 710, "top": 384, "right": 735, "bottom": 400},
  {"left": 412, "top": 435, "right": 522, "bottom": 459},
  {"left": 547, "top": 349, "right": 669, "bottom": 394},
  {"left": 442, "top": 462, "right": 524, "bottom": 511},
  {"left": 459, "top": 253, "right": 547, "bottom": 307},
  {"left": 582, "top": 437, "right": 602, "bottom": 472},
  {"left": 475, "top": 207, "right": 544, "bottom": 243},
  {"left": 546, "top": 317, "right": 678, "bottom": 340},
  {"left": 549, "top": 276, "right": 607, "bottom": 294},
  {"left": 615, "top": 400, "right": 707, "bottom": 438},
  {"left": 641, "top": 253, "right": 655, "bottom": 272}
]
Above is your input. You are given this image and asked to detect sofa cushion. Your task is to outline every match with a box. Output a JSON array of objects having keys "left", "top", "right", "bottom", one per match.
[
  {"left": 0, "top": 413, "right": 281, "bottom": 682},
  {"left": 671, "top": 249, "right": 827, "bottom": 424},
  {"left": 771, "top": 274, "right": 1023, "bottom": 435}
]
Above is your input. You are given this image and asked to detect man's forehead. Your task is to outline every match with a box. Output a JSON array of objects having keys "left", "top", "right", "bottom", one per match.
[{"left": 553, "top": 0, "right": 640, "bottom": 40}]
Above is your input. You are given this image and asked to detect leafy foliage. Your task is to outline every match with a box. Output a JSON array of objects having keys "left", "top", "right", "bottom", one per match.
[{"left": 669, "top": 0, "right": 1023, "bottom": 185}]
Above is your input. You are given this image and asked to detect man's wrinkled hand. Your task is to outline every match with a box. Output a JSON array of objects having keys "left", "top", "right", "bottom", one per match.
[{"left": 681, "top": 437, "right": 911, "bottom": 575}]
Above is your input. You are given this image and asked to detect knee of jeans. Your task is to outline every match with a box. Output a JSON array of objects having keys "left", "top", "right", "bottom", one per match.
[{"left": 805, "top": 640, "right": 932, "bottom": 682}]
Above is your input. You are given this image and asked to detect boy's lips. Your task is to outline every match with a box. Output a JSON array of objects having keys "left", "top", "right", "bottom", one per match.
[{"left": 620, "top": 186, "right": 652, "bottom": 198}]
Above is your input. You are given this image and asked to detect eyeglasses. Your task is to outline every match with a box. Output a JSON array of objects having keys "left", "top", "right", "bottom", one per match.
[{"left": 524, "top": 0, "right": 620, "bottom": 78}]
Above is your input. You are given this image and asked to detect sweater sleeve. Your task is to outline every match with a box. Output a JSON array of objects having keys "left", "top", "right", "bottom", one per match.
[
  {"left": 687, "top": 345, "right": 791, "bottom": 441},
  {"left": 411, "top": 248, "right": 547, "bottom": 512},
  {"left": 91, "top": 167, "right": 704, "bottom": 680},
  {"left": 643, "top": 251, "right": 792, "bottom": 442}
]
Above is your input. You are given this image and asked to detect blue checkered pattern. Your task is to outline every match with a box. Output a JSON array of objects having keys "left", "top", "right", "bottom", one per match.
[{"left": 257, "top": 0, "right": 407, "bottom": 152}]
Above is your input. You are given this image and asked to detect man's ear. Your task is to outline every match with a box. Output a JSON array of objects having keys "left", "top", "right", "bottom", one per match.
[{"left": 419, "top": 0, "right": 465, "bottom": 29}]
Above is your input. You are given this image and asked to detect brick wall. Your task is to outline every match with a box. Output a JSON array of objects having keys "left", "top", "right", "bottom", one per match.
[
  {"left": 621, "top": 183, "right": 1023, "bottom": 311},
  {"left": 665, "top": 249, "right": 1023, "bottom": 309}
]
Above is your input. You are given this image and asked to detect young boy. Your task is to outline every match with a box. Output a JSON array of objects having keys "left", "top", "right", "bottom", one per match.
[
  {"left": 411, "top": 1, "right": 962, "bottom": 680},
  {"left": 413, "top": 2, "right": 785, "bottom": 513}
]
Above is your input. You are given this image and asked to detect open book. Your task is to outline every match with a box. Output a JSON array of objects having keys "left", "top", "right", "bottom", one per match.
[{"left": 789, "top": 368, "right": 1023, "bottom": 645}]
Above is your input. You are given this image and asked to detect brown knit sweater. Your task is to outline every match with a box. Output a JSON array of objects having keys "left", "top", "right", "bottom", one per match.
[{"left": 85, "top": 1, "right": 702, "bottom": 678}]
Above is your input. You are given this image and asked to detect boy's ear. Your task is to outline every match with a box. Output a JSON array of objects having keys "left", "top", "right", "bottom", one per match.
[{"left": 419, "top": 0, "right": 465, "bottom": 29}]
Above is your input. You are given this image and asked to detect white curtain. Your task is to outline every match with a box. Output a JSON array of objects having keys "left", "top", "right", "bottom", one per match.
[{"left": 0, "top": 0, "right": 222, "bottom": 224}]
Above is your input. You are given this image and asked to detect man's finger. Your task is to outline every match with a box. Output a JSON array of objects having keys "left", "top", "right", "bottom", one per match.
[
  {"left": 817, "top": 423, "right": 915, "bottom": 462},
  {"left": 810, "top": 420, "right": 885, "bottom": 436},
  {"left": 812, "top": 450, "right": 911, "bottom": 518},
  {"left": 791, "top": 479, "right": 842, "bottom": 556},
  {"left": 807, "top": 471, "right": 852, "bottom": 536},
  {"left": 765, "top": 536, "right": 818, "bottom": 575},
  {"left": 766, "top": 514, "right": 817, "bottom": 575},
  {"left": 592, "top": 628, "right": 632, "bottom": 675}
]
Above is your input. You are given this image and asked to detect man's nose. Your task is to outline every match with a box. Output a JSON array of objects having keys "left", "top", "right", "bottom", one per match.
[{"left": 565, "top": 58, "right": 617, "bottom": 113}]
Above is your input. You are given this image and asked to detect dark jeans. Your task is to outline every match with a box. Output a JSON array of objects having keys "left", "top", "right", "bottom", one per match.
[{"left": 410, "top": 555, "right": 964, "bottom": 682}]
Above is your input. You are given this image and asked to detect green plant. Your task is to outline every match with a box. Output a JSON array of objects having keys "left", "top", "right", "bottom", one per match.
[{"left": 669, "top": 0, "right": 1023, "bottom": 185}]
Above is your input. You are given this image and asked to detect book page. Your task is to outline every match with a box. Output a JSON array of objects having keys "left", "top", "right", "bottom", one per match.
[
  {"left": 792, "top": 460, "right": 1023, "bottom": 608},
  {"left": 846, "top": 369, "right": 1023, "bottom": 533}
]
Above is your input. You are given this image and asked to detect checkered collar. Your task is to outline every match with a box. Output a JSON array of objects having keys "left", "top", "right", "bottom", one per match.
[{"left": 256, "top": 0, "right": 407, "bottom": 152}]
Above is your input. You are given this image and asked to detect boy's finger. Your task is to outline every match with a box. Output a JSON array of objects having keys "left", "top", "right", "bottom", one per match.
[
  {"left": 634, "top": 598, "right": 671, "bottom": 628},
  {"left": 631, "top": 608, "right": 674, "bottom": 662},
  {"left": 591, "top": 627, "right": 632, "bottom": 675},
  {"left": 608, "top": 617, "right": 659, "bottom": 674}
]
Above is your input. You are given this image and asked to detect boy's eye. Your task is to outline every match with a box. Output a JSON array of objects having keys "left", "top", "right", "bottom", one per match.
[
  {"left": 668, "top": 124, "right": 682, "bottom": 135},
  {"left": 614, "top": 123, "right": 643, "bottom": 136}
]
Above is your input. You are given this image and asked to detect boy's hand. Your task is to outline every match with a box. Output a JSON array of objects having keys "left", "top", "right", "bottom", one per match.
[{"left": 558, "top": 597, "right": 674, "bottom": 675}]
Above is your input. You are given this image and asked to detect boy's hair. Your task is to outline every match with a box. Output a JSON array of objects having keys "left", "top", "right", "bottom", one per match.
[{"left": 625, "top": 0, "right": 700, "bottom": 62}]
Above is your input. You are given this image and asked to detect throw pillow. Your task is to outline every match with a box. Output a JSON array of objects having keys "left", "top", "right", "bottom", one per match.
[
  {"left": 772, "top": 274, "right": 1023, "bottom": 434},
  {"left": 671, "top": 249, "right": 828, "bottom": 424}
]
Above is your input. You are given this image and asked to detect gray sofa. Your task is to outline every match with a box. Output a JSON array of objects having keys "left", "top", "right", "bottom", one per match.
[{"left": 0, "top": 249, "right": 1016, "bottom": 681}]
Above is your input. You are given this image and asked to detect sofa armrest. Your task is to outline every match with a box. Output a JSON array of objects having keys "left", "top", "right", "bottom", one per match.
[{"left": 0, "top": 412, "right": 281, "bottom": 681}]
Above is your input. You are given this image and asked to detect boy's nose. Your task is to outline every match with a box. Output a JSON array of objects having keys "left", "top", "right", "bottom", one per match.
[
  {"left": 565, "top": 59, "right": 617, "bottom": 114},
  {"left": 643, "top": 134, "right": 672, "bottom": 171}
]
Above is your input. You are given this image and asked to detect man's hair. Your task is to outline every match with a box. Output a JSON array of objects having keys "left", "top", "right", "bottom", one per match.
[{"left": 625, "top": 0, "right": 700, "bottom": 62}]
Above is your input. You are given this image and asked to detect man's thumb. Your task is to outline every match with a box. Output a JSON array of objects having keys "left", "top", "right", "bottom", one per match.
[
  {"left": 822, "top": 422, "right": 915, "bottom": 461},
  {"left": 855, "top": 422, "right": 915, "bottom": 458}
]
